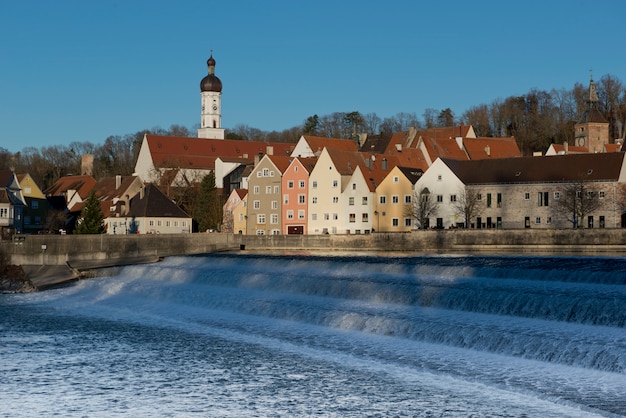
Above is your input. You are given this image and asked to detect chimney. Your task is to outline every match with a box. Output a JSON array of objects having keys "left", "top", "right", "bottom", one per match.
[
  {"left": 484, "top": 145, "right": 491, "bottom": 157},
  {"left": 382, "top": 158, "right": 388, "bottom": 170},
  {"left": 358, "top": 133, "right": 367, "bottom": 149},
  {"left": 139, "top": 186, "right": 145, "bottom": 200},
  {"left": 266, "top": 146, "right": 274, "bottom": 156},
  {"left": 115, "top": 175, "right": 122, "bottom": 190},
  {"left": 395, "top": 143, "right": 402, "bottom": 152},
  {"left": 81, "top": 154, "right": 94, "bottom": 176}
]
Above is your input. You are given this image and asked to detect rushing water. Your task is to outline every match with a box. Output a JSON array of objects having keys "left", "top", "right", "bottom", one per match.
[{"left": 2, "top": 253, "right": 626, "bottom": 417}]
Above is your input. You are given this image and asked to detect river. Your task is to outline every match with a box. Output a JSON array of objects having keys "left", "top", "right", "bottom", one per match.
[{"left": 1, "top": 253, "right": 625, "bottom": 417}]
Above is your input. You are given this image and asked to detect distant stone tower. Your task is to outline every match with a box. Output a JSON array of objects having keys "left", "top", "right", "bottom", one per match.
[
  {"left": 574, "top": 75, "right": 609, "bottom": 153},
  {"left": 197, "top": 52, "right": 225, "bottom": 139}
]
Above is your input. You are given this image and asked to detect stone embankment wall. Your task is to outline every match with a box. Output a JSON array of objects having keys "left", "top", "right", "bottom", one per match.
[{"left": 3, "top": 229, "right": 626, "bottom": 269}]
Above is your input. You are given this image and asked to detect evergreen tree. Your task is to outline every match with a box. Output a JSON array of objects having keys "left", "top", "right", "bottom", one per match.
[
  {"left": 194, "top": 172, "right": 222, "bottom": 232},
  {"left": 75, "top": 191, "right": 105, "bottom": 234}
]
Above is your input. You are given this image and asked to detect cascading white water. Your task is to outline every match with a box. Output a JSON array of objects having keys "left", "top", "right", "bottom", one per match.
[{"left": 2, "top": 253, "right": 625, "bottom": 417}]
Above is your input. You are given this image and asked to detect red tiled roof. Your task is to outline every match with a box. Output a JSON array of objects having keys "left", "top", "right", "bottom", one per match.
[
  {"left": 265, "top": 155, "right": 294, "bottom": 174},
  {"left": 463, "top": 137, "right": 521, "bottom": 159},
  {"left": 146, "top": 135, "right": 296, "bottom": 170},
  {"left": 302, "top": 136, "right": 358, "bottom": 154},
  {"left": 326, "top": 148, "right": 367, "bottom": 175},
  {"left": 43, "top": 175, "right": 96, "bottom": 199}
]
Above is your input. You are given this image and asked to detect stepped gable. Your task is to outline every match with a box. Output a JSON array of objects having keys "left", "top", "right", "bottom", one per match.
[
  {"left": 127, "top": 184, "right": 190, "bottom": 218},
  {"left": 145, "top": 135, "right": 295, "bottom": 170},
  {"left": 442, "top": 152, "right": 626, "bottom": 184}
]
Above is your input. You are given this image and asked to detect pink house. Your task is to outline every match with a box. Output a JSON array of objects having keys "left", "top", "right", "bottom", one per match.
[{"left": 282, "top": 157, "right": 317, "bottom": 234}]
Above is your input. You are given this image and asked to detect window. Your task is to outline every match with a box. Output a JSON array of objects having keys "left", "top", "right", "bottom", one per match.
[
  {"left": 24, "top": 216, "right": 31, "bottom": 225},
  {"left": 257, "top": 214, "right": 266, "bottom": 224},
  {"left": 257, "top": 171, "right": 262, "bottom": 177},
  {"left": 450, "top": 195, "right": 457, "bottom": 203},
  {"left": 587, "top": 191, "right": 594, "bottom": 199},
  {"left": 392, "top": 218, "right": 399, "bottom": 227},
  {"left": 333, "top": 213, "right": 338, "bottom": 220},
  {"left": 332, "top": 180, "right": 338, "bottom": 188},
  {"left": 312, "top": 197, "right": 317, "bottom": 204},
  {"left": 477, "top": 194, "right": 482, "bottom": 201},
  {"left": 299, "top": 180, "right": 305, "bottom": 188},
  {"left": 536, "top": 217, "right": 541, "bottom": 224},
  {"left": 599, "top": 215, "right": 605, "bottom": 228},
  {"left": 392, "top": 195, "right": 399, "bottom": 204},
  {"left": 538, "top": 192, "right": 549, "bottom": 207},
  {"left": 287, "top": 180, "right": 294, "bottom": 189},
  {"left": 554, "top": 191, "right": 560, "bottom": 200},
  {"left": 487, "top": 193, "right": 492, "bottom": 207},
  {"left": 349, "top": 197, "right": 355, "bottom": 206},
  {"left": 352, "top": 183, "right": 356, "bottom": 190},
  {"left": 437, "top": 195, "right": 443, "bottom": 203},
  {"left": 497, "top": 193, "right": 502, "bottom": 208},
  {"left": 437, "top": 175, "right": 442, "bottom": 181},
  {"left": 253, "top": 200, "right": 260, "bottom": 209},
  {"left": 31, "top": 201, "right": 39, "bottom": 209},
  {"left": 404, "top": 195, "right": 411, "bottom": 204},
  {"left": 266, "top": 186, "right": 272, "bottom": 194},
  {"left": 157, "top": 220, "right": 162, "bottom": 226},
  {"left": 263, "top": 168, "right": 269, "bottom": 177},
  {"left": 271, "top": 200, "right": 278, "bottom": 210},
  {"left": 256, "top": 229, "right": 265, "bottom": 235},
  {"left": 324, "top": 213, "right": 330, "bottom": 221},
  {"left": 284, "top": 195, "right": 289, "bottom": 204},
  {"left": 349, "top": 213, "right": 356, "bottom": 223},
  {"left": 287, "top": 210, "right": 294, "bottom": 219},
  {"left": 311, "top": 213, "right": 317, "bottom": 221},
  {"left": 524, "top": 192, "right": 530, "bottom": 200},
  {"left": 298, "top": 210, "right": 305, "bottom": 219},
  {"left": 166, "top": 221, "right": 170, "bottom": 227},
  {"left": 379, "top": 195, "right": 386, "bottom": 204},
  {"left": 332, "top": 196, "right": 339, "bottom": 203},
  {"left": 271, "top": 214, "right": 278, "bottom": 224},
  {"left": 253, "top": 186, "right": 260, "bottom": 194},
  {"left": 599, "top": 191, "right": 605, "bottom": 198},
  {"left": 0, "top": 208, "right": 7, "bottom": 217},
  {"left": 362, "top": 196, "right": 368, "bottom": 205},
  {"left": 298, "top": 194, "right": 305, "bottom": 204},
  {"left": 393, "top": 176, "right": 399, "bottom": 183},
  {"left": 546, "top": 217, "right": 552, "bottom": 224},
  {"left": 312, "top": 181, "right": 318, "bottom": 189},
  {"left": 362, "top": 213, "right": 368, "bottom": 222},
  {"left": 274, "top": 186, "right": 279, "bottom": 194},
  {"left": 404, "top": 218, "right": 412, "bottom": 227}
]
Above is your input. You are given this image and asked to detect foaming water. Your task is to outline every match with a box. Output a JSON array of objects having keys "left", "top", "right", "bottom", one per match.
[{"left": 2, "top": 253, "right": 625, "bottom": 417}]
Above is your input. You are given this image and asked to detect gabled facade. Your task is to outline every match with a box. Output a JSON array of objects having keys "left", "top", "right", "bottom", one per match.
[
  {"left": 0, "top": 170, "right": 26, "bottom": 236},
  {"left": 376, "top": 166, "right": 422, "bottom": 232},
  {"left": 17, "top": 173, "right": 49, "bottom": 234},
  {"left": 308, "top": 148, "right": 366, "bottom": 234},
  {"left": 282, "top": 157, "right": 316, "bottom": 234},
  {"left": 110, "top": 184, "right": 191, "bottom": 234},
  {"left": 246, "top": 154, "right": 292, "bottom": 235},
  {"left": 574, "top": 76, "right": 609, "bottom": 153},
  {"left": 222, "top": 188, "right": 247, "bottom": 233},
  {"left": 341, "top": 166, "right": 376, "bottom": 234},
  {"left": 233, "top": 192, "right": 248, "bottom": 234}
]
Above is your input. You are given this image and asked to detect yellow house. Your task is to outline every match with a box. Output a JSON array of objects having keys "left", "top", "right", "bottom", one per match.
[{"left": 375, "top": 166, "right": 422, "bottom": 232}]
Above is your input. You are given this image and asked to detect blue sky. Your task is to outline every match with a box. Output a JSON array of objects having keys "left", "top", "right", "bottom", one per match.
[{"left": 2, "top": 0, "right": 625, "bottom": 152}]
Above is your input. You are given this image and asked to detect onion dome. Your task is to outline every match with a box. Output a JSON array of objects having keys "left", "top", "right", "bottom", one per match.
[{"left": 200, "top": 53, "right": 222, "bottom": 92}]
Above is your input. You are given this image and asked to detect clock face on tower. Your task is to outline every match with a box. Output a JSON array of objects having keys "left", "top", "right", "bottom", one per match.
[{"left": 212, "top": 104, "right": 218, "bottom": 111}]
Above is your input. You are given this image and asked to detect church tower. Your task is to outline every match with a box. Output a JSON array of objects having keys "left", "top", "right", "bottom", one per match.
[
  {"left": 574, "top": 74, "right": 608, "bottom": 153},
  {"left": 197, "top": 53, "right": 225, "bottom": 139}
]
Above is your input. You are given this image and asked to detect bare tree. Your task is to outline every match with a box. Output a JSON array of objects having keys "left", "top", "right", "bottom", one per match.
[
  {"left": 552, "top": 181, "right": 605, "bottom": 228},
  {"left": 452, "top": 187, "right": 483, "bottom": 228},
  {"left": 405, "top": 187, "right": 438, "bottom": 229}
]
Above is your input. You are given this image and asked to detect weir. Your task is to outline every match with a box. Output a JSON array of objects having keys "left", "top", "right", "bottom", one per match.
[{"left": 3, "top": 229, "right": 626, "bottom": 287}]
